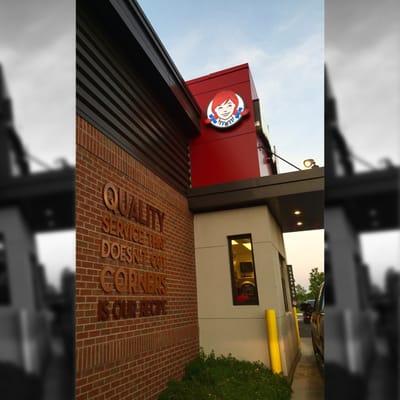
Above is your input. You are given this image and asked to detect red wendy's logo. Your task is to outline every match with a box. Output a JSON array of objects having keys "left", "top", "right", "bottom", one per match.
[{"left": 205, "top": 90, "right": 249, "bottom": 129}]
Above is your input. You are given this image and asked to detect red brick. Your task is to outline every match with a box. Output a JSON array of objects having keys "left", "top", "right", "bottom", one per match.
[{"left": 76, "top": 117, "right": 199, "bottom": 399}]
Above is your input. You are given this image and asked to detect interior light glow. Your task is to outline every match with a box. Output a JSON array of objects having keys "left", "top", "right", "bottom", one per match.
[
  {"left": 243, "top": 243, "right": 252, "bottom": 251},
  {"left": 296, "top": 221, "right": 303, "bottom": 226},
  {"left": 294, "top": 210, "right": 301, "bottom": 215}
]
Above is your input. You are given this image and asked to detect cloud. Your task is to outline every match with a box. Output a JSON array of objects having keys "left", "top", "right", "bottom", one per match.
[
  {"left": 168, "top": 30, "right": 204, "bottom": 75},
  {"left": 284, "top": 230, "right": 324, "bottom": 289},
  {"left": 326, "top": 0, "right": 398, "bottom": 52},
  {"left": 1, "top": 0, "right": 74, "bottom": 171},
  {"left": 2, "top": 30, "right": 75, "bottom": 171},
  {"left": 277, "top": 12, "right": 303, "bottom": 33},
  {"left": 327, "top": 30, "right": 399, "bottom": 170},
  {"left": 169, "top": 28, "right": 324, "bottom": 172}
]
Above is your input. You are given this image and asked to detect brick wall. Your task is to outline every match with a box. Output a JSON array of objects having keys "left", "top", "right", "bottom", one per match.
[{"left": 76, "top": 116, "right": 199, "bottom": 400}]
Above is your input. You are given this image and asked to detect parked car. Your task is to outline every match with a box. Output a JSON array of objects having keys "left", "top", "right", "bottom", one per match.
[
  {"left": 301, "top": 299, "right": 315, "bottom": 324},
  {"left": 311, "top": 283, "right": 325, "bottom": 372}
]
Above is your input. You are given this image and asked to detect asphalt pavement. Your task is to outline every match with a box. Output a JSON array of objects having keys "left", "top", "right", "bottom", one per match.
[
  {"left": 366, "top": 337, "right": 398, "bottom": 400},
  {"left": 43, "top": 338, "right": 74, "bottom": 400},
  {"left": 298, "top": 316, "right": 311, "bottom": 338}
]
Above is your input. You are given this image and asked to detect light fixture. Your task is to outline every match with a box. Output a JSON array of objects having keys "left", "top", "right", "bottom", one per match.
[
  {"left": 44, "top": 208, "right": 54, "bottom": 217},
  {"left": 371, "top": 220, "right": 380, "bottom": 228},
  {"left": 294, "top": 210, "right": 301, "bottom": 215},
  {"left": 243, "top": 242, "right": 252, "bottom": 251},
  {"left": 303, "top": 159, "right": 316, "bottom": 169},
  {"left": 231, "top": 240, "right": 252, "bottom": 250},
  {"left": 296, "top": 221, "right": 303, "bottom": 226}
]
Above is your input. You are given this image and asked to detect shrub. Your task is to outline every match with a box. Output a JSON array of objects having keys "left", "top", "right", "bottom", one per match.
[{"left": 159, "top": 351, "right": 291, "bottom": 400}]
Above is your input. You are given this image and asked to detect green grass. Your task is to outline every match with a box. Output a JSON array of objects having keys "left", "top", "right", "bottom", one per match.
[{"left": 159, "top": 351, "right": 292, "bottom": 400}]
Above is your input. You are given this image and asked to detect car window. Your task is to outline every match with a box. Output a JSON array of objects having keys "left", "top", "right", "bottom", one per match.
[
  {"left": 321, "top": 286, "right": 325, "bottom": 311},
  {"left": 317, "top": 285, "right": 325, "bottom": 312}
]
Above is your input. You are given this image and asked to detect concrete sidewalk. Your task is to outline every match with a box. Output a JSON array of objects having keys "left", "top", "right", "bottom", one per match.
[{"left": 291, "top": 338, "right": 324, "bottom": 400}]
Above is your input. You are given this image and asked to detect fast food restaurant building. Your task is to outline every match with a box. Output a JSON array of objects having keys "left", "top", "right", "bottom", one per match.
[{"left": 76, "top": 1, "right": 323, "bottom": 399}]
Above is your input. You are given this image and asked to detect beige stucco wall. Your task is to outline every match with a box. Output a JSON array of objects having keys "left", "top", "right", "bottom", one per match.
[
  {"left": 325, "top": 207, "right": 374, "bottom": 374},
  {"left": 194, "top": 205, "right": 299, "bottom": 376},
  {"left": 0, "top": 207, "right": 50, "bottom": 373},
  {"left": 0, "top": 207, "right": 36, "bottom": 310}
]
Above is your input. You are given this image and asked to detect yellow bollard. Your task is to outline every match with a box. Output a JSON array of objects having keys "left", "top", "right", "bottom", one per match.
[
  {"left": 265, "top": 309, "right": 282, "bottom": 374},
  {"left": 293, "top": 307, "right": 301, "bottom": 347}
]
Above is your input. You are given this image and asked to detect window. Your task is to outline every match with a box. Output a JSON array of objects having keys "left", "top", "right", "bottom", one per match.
[
  {"left": 315, "top": 284, "right": 325, "bottom": 313},
  {"left": 228, "top": 234, "right": 259, "bottom": 306},
  {"left": 30, "top": 253, "right": 45, "bottom": 310},
  {"left": 0, "top": 234, "right": 10, "bottom": 305},
  {"left": 325, "top": 233, "right": 334, "bottom": 305},
  {"left": 279, "top": 257, "right": 289, "bottom": 312}
]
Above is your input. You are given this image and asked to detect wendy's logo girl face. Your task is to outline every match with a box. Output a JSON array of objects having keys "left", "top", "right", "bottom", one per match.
[
  {"left": 205, "top": 91, "right": 248, "bottom": 129},
  {"left": 215, "top": 99, "right": 236, "bottom": 120}
]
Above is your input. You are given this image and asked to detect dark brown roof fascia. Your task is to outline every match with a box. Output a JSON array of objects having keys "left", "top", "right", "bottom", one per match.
[
  {"left": 188, "top": 167, "right": 324, "bottom": 213},
  {"left": 109, "top": 0, "right": 201, "bottom": 136}
]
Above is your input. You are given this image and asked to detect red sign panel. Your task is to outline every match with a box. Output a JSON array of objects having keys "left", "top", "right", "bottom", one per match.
[{"left": 187, "top": 64, "right": 261, "bottom": 188}]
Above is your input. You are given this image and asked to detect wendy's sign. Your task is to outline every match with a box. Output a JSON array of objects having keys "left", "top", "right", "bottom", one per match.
[
  {"left": 205, "top": 90, "right": 248, "bottom": 129},
  {"left": 97, "top": 182, "right": 168, "bottom": 322}
]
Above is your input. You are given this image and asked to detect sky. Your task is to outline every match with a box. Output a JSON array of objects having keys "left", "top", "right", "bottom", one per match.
[
  {"left": 139, "top": 0, "right": 324, "bottom": 173},
  {"left": 0, "top": 0, "right": 75, "bottom": 170},
  {"left": 1, "top": 1, "right": 324, "bottom": 290},
  {"left": 138, "top": 0, "right": 325, "bottom": 289},
  {"left": 283, "top": 231, "right": 324, "bottom": 289},
  {"left": 326, "top": 0, "right": 400, "bottom": 288},
  {"left": 326, "top": 0, "right": 399, "bottom": 171}
]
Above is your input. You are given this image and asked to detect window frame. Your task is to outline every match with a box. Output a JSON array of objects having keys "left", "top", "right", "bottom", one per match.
[
  {"left": 279, "top": 256, "right": 290, "bottom": 313},
  {"left": 227, "top": 233, "right": 260, "bottom": 306},
  {"left": 0, "top": 233, "right": 11, "bottom": 305}
]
